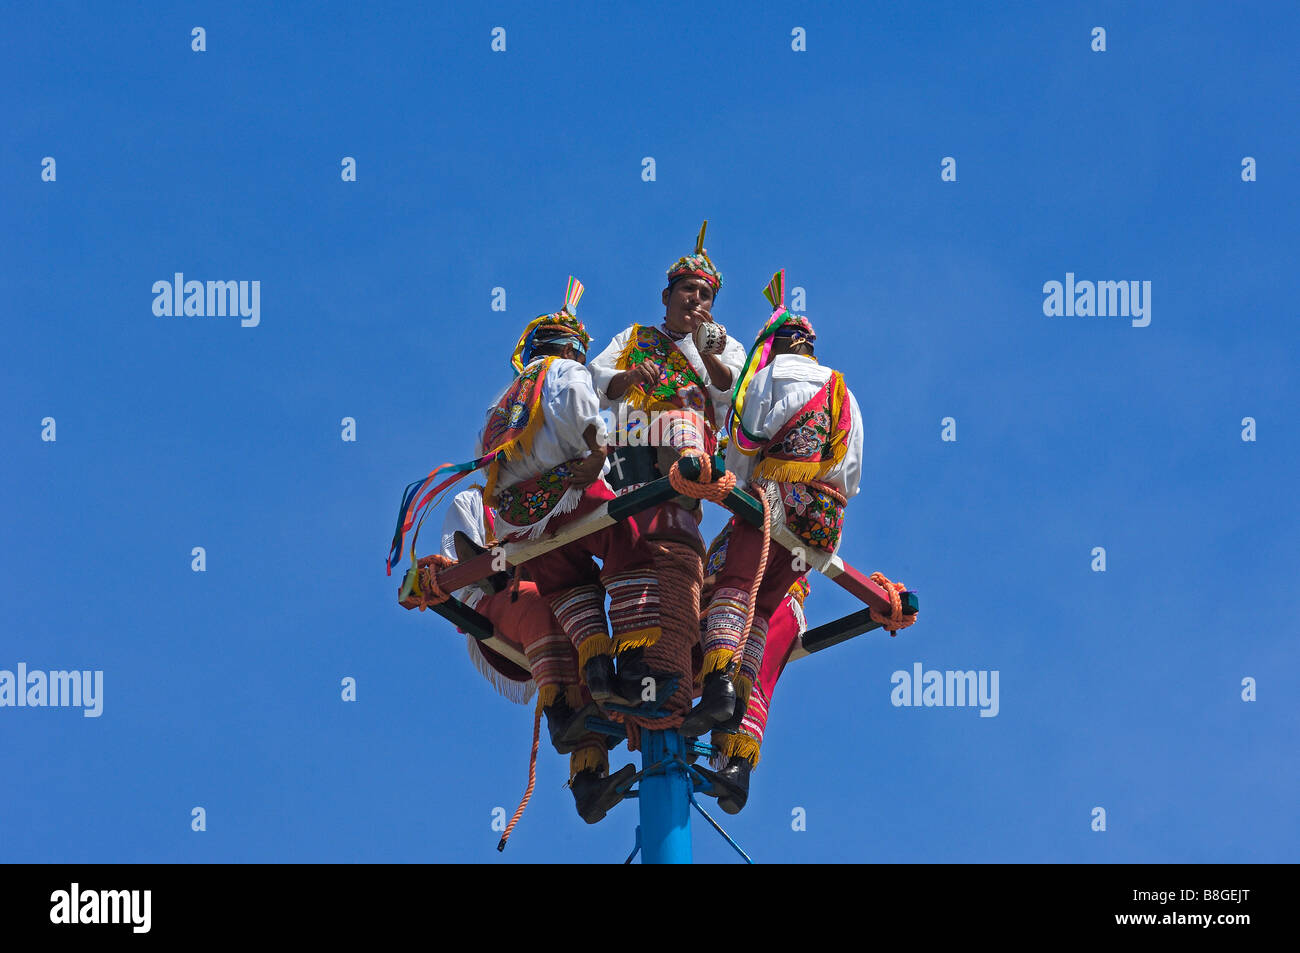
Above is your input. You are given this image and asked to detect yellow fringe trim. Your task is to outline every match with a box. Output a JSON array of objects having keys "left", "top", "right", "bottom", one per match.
[
  {"left": 751, "top": 371, "right": 850, "bottom": 484},
  {"left": 753, "top": 457, "right": 832, "bottom": 484},
  {"left": 613, "top": 626, "right": 662, "bottom": 654},
  {"left": 713, "top": 731, "right": 762, "bottom": 768},
  {"left": 570, "top": 744, "right": 607, "bottom": 778},
  {"left": 576, "top": 633, "right": 614, "bottom": 670},
  {"left": 734, "top": 674, "right": 753, "bottom": 709},
  {"left": 482, "top": 357, "right": 553, "bottom": 506},
  {"left": 565, "top": 685, "right": 585, "bottom": 711},
  {"left": 614, "top": 332, "right": 651, "bottom": 408},
  {"left": 536, "top": 684, "right": 563, "bottom": 710},
  {"left": 700, "top": 647, "right": 733, "bottom": 680}
]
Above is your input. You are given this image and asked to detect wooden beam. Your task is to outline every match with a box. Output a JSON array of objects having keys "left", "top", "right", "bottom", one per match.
[
  {"left": 786, "top": 592, "right": 920, "bottom": 662},
  {"left": 421, "top": 596, "right": 532, "bottom": 671},
  {"left": 399, "top": 454, "right": 918, "bottom": 673},
  {"left": 431, "top": 476, "right": 683, "bottom": 593}
]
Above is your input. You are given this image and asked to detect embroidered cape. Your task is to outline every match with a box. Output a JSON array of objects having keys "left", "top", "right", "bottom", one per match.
[
  {"left": 385, "top": 357, "right": 554, "bottom": 574},
  {"left": 615, "top": 324, "right": 715, "bottom": 428},
  {"left": 751, "top": 371, "right": 852, "bottom": 484},
  {"left": 481, "top": 356, "right": 555, "bottom": 504}
]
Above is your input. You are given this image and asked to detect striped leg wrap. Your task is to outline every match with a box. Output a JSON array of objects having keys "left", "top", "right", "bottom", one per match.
[
  {"left": 523, "top": 629, "right": 581, "bottom": 709},
  {"left": 701, "top": 586, "right": 751, "bottom": 676},
  {"left": 603, "top": 570, "right": 662, "bottom": 653},
  {"left": 611, "top": 539, "right": 703, "bottom": 744},
  {"left": 658, "top": 410, "right": 708, "bottom": 453},
  {"left": 549, "top": 584, "right": 612, "bottom": 668},
  {"left": 735, "top": 615, "right": 770, "bottom": 705}
]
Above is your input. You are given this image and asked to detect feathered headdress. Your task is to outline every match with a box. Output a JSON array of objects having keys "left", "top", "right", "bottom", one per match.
[
  {"left": 510, "top": 275, "right": 590, "bottom": 373},
  {"left": 666, "top": 220, "right": 723, "bottom": 292},
  {"left": 727, "top": 269, "right": 818, "bottom": 453}
]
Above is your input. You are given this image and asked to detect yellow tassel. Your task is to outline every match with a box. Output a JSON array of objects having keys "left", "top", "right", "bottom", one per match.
[
  {"left": 615, "top": 328, "right": 657, "bottom": 412},
  {"left": 613, "top": 626, "right": 661, "bottom": 654},
  {"left": 713, "top": 731, "right": 762, "bottom": 768},
  {"left": 700, "top": 647, "right": 732, "bottom": 679},
  {"left": 754, "top": 457, "right": 833, "bottom": 484},
  {"left": 536, "top": 684, "right": 562, "bottom": 710},
  {"left": 570, "top": 743, "right": 607, "bottom": 778},
  {"left": 734, "top": 674, "right": 753, "bottom": 709},
  {"left": 576, "top": 634, "right": 614, "bottom": 670},
  {"left": 564, "top": 685, "right": 585, "bottom": 711}
]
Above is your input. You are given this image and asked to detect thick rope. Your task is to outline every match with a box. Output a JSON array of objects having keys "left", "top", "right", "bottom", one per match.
[
  {"left": 497, "top": 702, "right": 542, "bottom": 852},
  {"left": 730, "top": 483, "right": 772, "bottom": 676},
  {"left": 606, "top": 539, "right": 702, "bottom": 748},
  {"left": 669, "top": 449, "right": 736, "bottom": 502},
  {"left": 868, "top": 571, "right": 916, "bottom": 636},
  {"left": 411, "top": 554, "right": 456, "bottom": 610}
]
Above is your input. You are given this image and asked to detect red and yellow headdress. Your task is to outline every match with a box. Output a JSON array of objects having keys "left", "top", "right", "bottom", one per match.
[
  {"left": 666, "top": 220, "right": 723, "bottom": 293},
  {"left": 727, "top": 269, "right": 818, "bottom": 452}
]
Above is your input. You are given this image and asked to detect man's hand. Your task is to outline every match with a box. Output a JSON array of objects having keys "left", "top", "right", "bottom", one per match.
[
  {"left": 630, "top": 360, "right": 660, "bottom": 390},
  {"left": 565, "top": 447, "right": 608, "bottom": 489},
  {"left": 608, "top": 360, "right": 661, "bottom": 399}
]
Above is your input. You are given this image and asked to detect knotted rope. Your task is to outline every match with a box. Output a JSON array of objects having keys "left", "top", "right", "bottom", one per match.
[
  {"left": 730, "top": 483, "right": 771, "bottom": 691},
  {"left": 409, "top": 554, "right": 456, "bottom": 609},
  {"left": 868, "top": 571, "right": 915, "bottom": 636},
  {"left": 497, "top": 702, "right": 542, "bottom": 852},
  {"left": 668, "top": 449, "right": 736, "bottom": 502}
]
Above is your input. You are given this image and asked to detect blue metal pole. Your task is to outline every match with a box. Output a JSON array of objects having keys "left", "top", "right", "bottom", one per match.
[{"left": 637, "top": 729, "right": 693, "bottom": 863}]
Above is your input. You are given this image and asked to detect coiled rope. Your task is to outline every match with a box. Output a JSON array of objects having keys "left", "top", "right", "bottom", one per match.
[{"left": 868, "top": 571, "right": 915, "bottom": 636}]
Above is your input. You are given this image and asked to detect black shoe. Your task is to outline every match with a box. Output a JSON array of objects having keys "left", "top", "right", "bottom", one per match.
[
  {"left": 452, "top": 531, "right": 508, "bottom": 594},
  {"left": 615, "top": 647, "right": 675, "bottom": 707},
  {"left": 715, "top": 696, "right": 746, "bottom": 734},
  {"left": 583, "top": 655, "right": 619, "bottom": 704},
  {"left": 714, "top": 757, "right": 753, "bottom": 815},
  {"left": 543, "top": 700, "right": 600, "bottom": 755},
  {"left": 678, "top": 669, "right": 737, "bottom": 737},
  {"left": 571, "top": 763, "right": 637, "bottom": 824}
]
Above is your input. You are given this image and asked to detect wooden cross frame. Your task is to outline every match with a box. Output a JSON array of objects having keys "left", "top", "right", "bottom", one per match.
[{"left": 397, "top": 456, "right": 917, "bottom": 667}]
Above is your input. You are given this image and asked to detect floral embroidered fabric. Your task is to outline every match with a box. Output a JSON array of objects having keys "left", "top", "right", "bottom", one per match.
[{"left": 494, "top": 462, "right": 574, "bottom": 526}]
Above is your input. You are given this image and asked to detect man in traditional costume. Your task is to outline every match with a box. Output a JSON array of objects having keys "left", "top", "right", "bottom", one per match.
[
  {"left": 586, "top": 222, "right": 748, "bottom": 711},
  {"left": 696, "top": 522, "right": 814, "bottom": 814},
  {"left": 438, "top": 487, "right": 598, "bottom": 749},
  {"left": 681, "top": 271, "right": 864, "bottom": 808},
  {"left": 388, "top": 278, "right": 652, "bottom": 821}
]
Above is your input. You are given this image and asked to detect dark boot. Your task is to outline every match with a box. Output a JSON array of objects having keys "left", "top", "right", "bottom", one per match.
[
  {"left": 452, "top": 530, "right": 508, "bottom": 595},
  {"left": 571, "top": 763, "right": 637, "bottom": 824},
  {"left": 714, "top": 757, "right": 753, "bottom": 815},
  {"left": 543, "top": 699, "right": 600, "bottom": 755},
  {"left": 582, "top": 655, "right": 619, "bottom": 704},
  {"left": 614, "top": 647, "right": 675, "bottom": 707},
  {"left": 678, "top": 668, "right": 737, "bottom": 737}
]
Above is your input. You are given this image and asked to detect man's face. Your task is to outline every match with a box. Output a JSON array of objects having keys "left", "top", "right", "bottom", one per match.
[{"left": 662, "top": 276, "right": 717, "bottom": 334}]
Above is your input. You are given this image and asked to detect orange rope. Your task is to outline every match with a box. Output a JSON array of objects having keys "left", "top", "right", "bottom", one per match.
[
  {"left": 730, "top": 482, "right": 771, "bottom": 673},
  {"left": 497, "top": 703, "right": 542, "bottom": 852},
  {"left": 668, "top": 449, "right": 736, "bottom": 502},
  {"left": 411, "top": 554, "right": 456, "bottom": 610},
  {"left": 868, "top": 571, "right": 916, "bottom": 636}
]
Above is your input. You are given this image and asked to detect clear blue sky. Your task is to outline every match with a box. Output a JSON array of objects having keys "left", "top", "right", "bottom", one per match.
[{"left": 2, "top": 1, "right": 1296, "bottom": 863}]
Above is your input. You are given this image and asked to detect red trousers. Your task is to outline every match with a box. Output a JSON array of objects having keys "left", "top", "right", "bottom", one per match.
[
  {"left": 476, "top": 581, "right": 581, "bottom": 709},
  {"left": 514, "top": 479, "right": 662, "bottom": 666},
  {"left": 713, "top": 593, "right": 803, "bottom": 767},
  {"left": 701, "top": 516, "right": 805, "bottom": 690}
]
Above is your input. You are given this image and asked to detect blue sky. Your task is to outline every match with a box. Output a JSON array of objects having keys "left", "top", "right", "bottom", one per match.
[{"left": 2, "top": 1, "right": 1296, "bottom": 863}]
